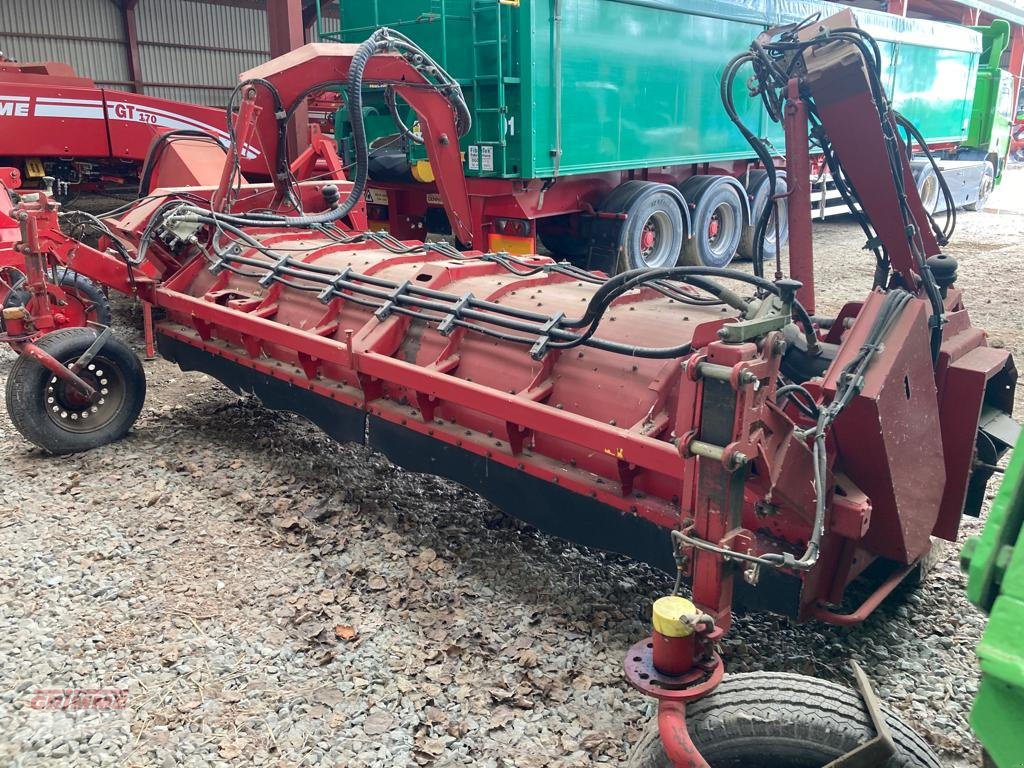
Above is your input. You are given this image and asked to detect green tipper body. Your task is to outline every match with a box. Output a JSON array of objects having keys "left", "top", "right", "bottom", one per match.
[
  {"left": 964, "top": 431, "right": 1024, "bottom": 767},
  {"left": 324, "top": 0, "right": 983, "bottom": 181},
  {"left": 963, "top": 20, "right": 1015, "bottom": 180}
]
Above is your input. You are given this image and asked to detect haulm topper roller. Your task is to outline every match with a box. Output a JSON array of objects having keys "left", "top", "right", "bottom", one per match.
[{"left": 0, "top": 13, "right": 1017, "bottom": 767}]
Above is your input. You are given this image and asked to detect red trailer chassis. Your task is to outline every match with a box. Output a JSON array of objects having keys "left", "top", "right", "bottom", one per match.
[{"left": 0, "top": 20, "right": 1016, "bottom": 767}]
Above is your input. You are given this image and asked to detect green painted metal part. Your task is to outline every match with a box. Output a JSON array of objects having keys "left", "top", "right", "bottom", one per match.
[
  {"left": 963, "top": 20, "right": 1014, "bottom": 181},
  {"left": 320, "top": 0, "right": 983, "bottom": 182},
  {"left": 963, "top": 431, "right": 1024, "bottom": 767}
]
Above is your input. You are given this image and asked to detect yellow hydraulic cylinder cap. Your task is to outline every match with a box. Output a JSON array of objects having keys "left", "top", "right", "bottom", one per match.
[
  {"left": 411, "top": 160, "right": 435, "bottom": 183},
  {"left": 652, "top": 595, "right": 698, "bottom": 638}
]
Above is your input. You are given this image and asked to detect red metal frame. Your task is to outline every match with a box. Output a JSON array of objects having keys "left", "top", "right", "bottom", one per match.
[{"left": 0, "top": 34, "right": 1015, "bottom": 768}]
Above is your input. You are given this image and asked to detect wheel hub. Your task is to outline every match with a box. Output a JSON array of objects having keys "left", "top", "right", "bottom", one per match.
[
  {"left": 640, "top": 220, "right": 658, "bottom": 254},
  {"left": 44, "top": 359, "right": 123, "bottom": 433}
]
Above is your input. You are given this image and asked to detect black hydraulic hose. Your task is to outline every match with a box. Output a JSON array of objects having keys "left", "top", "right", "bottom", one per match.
[
  {"left": 894, "top": 111, "right": 956, "bottom": 245},
  {"left": 720, "top": 52, "right": 781, "bottom": 277}
]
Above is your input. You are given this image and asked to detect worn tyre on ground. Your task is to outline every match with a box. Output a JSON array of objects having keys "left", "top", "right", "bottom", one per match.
[
  {"left": 625, "top": 672, "right": 941, "bottom": 768},
  {"left": 738, "top": 169, "right": 788, "bottom": 261},
  {"left": 680, "top": 177, "right": 746, "bottom": 268},
  {"left": 6, "top": 327, "right": 146, "bottom": 454}
]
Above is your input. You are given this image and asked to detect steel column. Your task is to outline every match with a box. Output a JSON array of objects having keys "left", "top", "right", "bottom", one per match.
[
  {"left": 118, "top": 0, "right": 143, "bottom": 95},
  {"left": 267, "top": 0, "right": 309, "bottom": 157}
]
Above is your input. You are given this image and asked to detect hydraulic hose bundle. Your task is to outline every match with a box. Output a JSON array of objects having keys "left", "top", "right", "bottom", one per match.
[
  {"left": 149, "top": 28, "right": 471, "bottom": 237},
  {"left": 721, "top": 16, "right": 949, "bottom": 360}
]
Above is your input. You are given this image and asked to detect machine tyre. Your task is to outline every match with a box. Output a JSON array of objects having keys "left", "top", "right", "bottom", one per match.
[
  {"left": 965, "top": 164, "right": 994, "bottom": 211},
  {"left": 737, "top": 170, "right": 788, "bottom": 261},
  {"left": 681, "top": 180, "right": 744, "bottom": 268},
  {"left": 625, "top": 672, "right": 941, "bottom": 768},
  {"left": 6, "top": 327, "right": 146, "bottom": 455},
  {"left": 1, "top": 268, "right": 112, "bottom": 331}
]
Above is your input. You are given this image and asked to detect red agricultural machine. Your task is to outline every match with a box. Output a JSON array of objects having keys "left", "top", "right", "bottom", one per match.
[{"left": 0, "top": 13, "right": 1016, "bottom": 767}]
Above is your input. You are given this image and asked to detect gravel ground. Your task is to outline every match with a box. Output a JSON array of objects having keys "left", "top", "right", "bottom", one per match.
[{"left": 0, "top": 169, "right": 1022, "bottom": 767}]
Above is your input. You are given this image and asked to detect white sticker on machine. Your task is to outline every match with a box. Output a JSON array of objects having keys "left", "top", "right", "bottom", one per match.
[
  {"left": 468, "top": 145, "right": 480, "bottom": 171},
  {"left": 481, "top": 145, "right": 494, "bottom": 172}
]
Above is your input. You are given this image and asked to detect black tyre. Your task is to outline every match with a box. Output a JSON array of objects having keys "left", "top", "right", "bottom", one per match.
[
  {"left": 537, "top": 214, "right": 590, "bottom": 260},
  {"left": 738, "top": 170, "right": 788, "bottom": 262},
  {"left": 6, "top": 327, "right": 146, "bottom": 454},
  {"left": 914, "top": 166, "right": 940, "bottom": 215},
  {"left": 682, "top": 181, "right": 744, "bottom": 268},
  {"left": 626, "top": 672, "right": 941, "bottom": 768},
  {"left": 1, "top": 268, "right": 112, "bottom": 331},
  {"left": 606, "top": 181, "right": 687, "bottom": 271},
  {"left": 965, "top": 164, "right": 994, "bottom": 211}
]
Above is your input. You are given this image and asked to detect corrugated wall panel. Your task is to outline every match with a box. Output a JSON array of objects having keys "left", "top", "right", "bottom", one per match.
[
  {"left": 138, "top": 45, "right": 266, "bottom": 106},
  {"left": 137, "top": 0, "right": 271, "bottom": 106},
  {"left": 138, "top": 0, "right": 269, "bottom": 50},
  {"left": 0, "top": 0, "right": 128, "bottom": 85}
]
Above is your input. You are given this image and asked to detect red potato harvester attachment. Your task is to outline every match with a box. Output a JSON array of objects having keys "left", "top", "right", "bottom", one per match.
[{"left": 0, "top": 16, "right": 1017, "bottom": 767}]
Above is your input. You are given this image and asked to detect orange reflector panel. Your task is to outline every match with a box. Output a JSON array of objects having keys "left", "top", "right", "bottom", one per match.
[{"left": 487, "top": 233, "right": 535, "bottom": 255}]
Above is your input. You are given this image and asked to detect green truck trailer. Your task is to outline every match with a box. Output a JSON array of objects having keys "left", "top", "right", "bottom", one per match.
[{"left": 317, "top": 1, "right": 1013, "bottom": 271}]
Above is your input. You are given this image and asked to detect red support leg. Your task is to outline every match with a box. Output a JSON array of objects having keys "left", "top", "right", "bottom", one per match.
[
  {"left": 143, "top": 301, "right": 156, "bottom": 361},
  {"left": 783, "top": 79, "right": 815, "bottom": 314}
]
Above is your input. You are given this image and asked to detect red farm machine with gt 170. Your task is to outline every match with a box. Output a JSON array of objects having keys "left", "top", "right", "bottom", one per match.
[
  {"left": 0, "top": 52, "right": 353, "bottom": 353},
  {"left": 0, "top": 12, "right": 1017, "bottom": 767}
]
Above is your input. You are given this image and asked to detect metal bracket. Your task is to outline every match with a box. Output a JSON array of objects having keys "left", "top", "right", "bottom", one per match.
[
  {"left": 437, "top": 292, "right": 472, "bottom": 336},
  {"left": 529, "top": 311, "right": 565, "bottom": 360},
  {"left": 316, "top": 266, "right": 352, "bottom": 303},
  {"left": 717, "top": 295, "right": 791, "bottom": 343},
  {"left": 258, "top": 254, "right": 292, "bottom": 287},
  {"left": 375, "top": 280, "right": 412, "bottom": 321},
  {"left": 69, "top": 325, "right": 113, "bottom": 373},
  {"left": 824, "top": 661, "right": 896, "bottom": 767}
]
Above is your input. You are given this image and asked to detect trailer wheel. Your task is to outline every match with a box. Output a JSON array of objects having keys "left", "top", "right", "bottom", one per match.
[
  {"left": 6, "top": 327, "right": 146, "bottom": 455},
  {"left": 965, "top": 164, "right": 994, "bottom": 211},
  {"left": 1, "top": 268, "right": 112, "bottom": 332},
  {"left": 915, "top": 166, "right": 940, "bottom": 214},
  {"left": 591, "top": 181, "right": 687, "bottom": 273},
  {"left": 738, "top": 170, "right": 788, "bottom": 261},
  {"left": 626, "top": 672, "right": 941, "bottom": 768},
  {"left": 681, "top": 181, "right": 744, "bottom": 268}
]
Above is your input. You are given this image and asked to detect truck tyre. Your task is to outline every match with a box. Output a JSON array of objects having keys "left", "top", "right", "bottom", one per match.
[
  {"left": 914, "top": 165, "right": 939, "bottom": 214},
  {"left": 625, "top": 672, "right": 941, "bottom": 768},
  {"left": 6, "top": 327, "right": 146, "bottom": 455},
  {"left": 681, "top": 179, "right": 745, "bottom": 268},
  {"left": 590, "top": 181, "right": 688, "bottom": 273},
  {"left": 738, "top": 170, "right": 788, "bottom": 261},
  {"left": 965, "top": 164, "right": 994, "bottom": 211}
]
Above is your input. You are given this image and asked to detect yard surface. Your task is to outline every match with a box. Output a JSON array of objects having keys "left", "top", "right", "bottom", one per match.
[{"left": 0, "top": 169, "right": 1021, "bottom": 767}]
